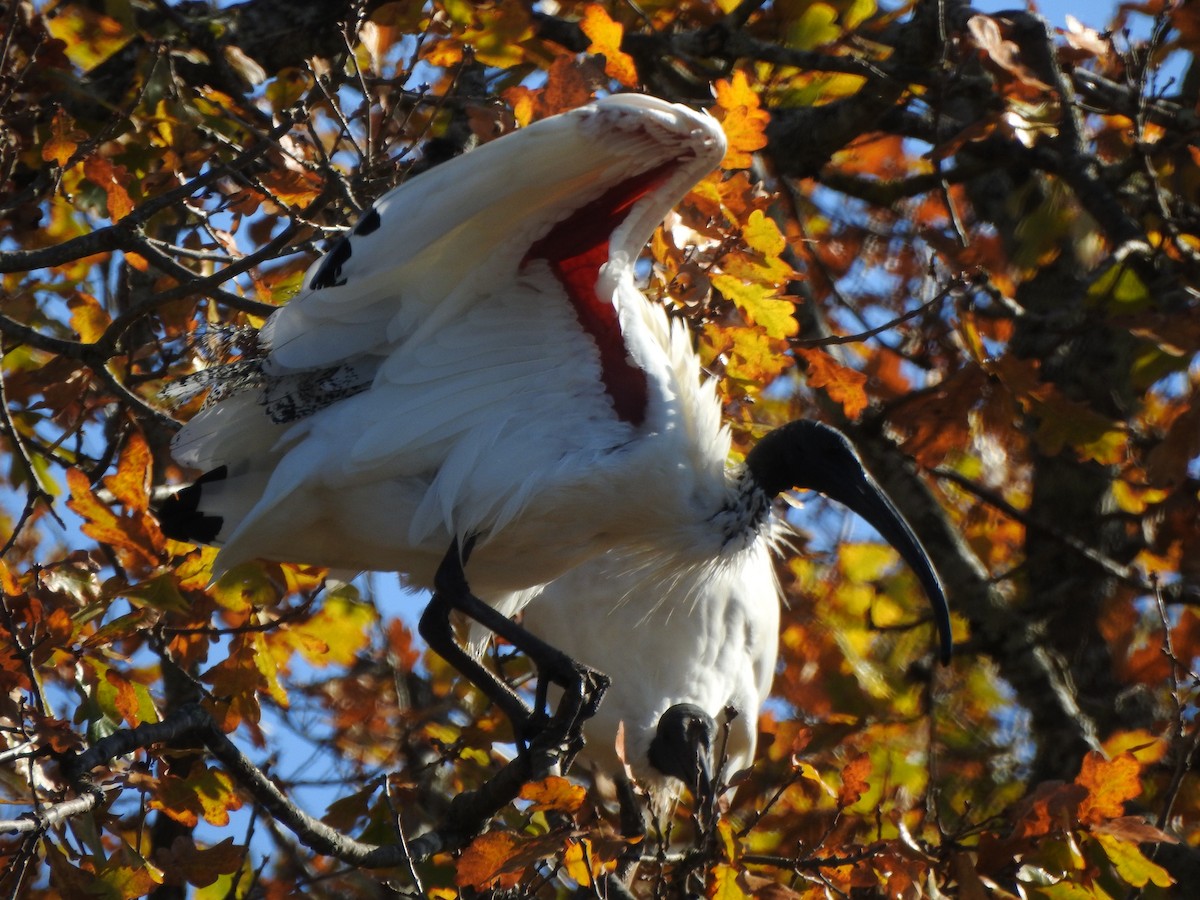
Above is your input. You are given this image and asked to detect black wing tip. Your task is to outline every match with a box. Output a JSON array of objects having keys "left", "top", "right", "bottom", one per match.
[{"left": 156, "top": 466, "right": 227, "bottom": 544}]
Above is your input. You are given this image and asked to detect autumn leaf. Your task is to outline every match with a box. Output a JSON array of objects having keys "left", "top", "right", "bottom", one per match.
[
  {"left": 786, "top": 2, "right": 841, "bottom": 50},
  {"left": 837, "top": 752, "right": 871, "bottom": 809},
  {"left": 258, "top": 168, "right": 324, "bottom": 207},
  {"left": 45, "top": 4, "right": 134, "bottom": 70},
  {"left": 68, "top": 292, "right": 111, "bottom": 343},
  {"left": 1076, "top": 752, "right": 1141, "bottom": 824},
  {"left": 42, "top": 108, "right": 83, "bottom": 166},
  {"left": 455, "top": 830, "right": 557, "bottom": 890},
  {"left": 712, "top": 275, "right": 797, "bottom": 340},
  {"left": 1093, "top": 833, "right": 1173, "bottom": 888},
  {"left": 743, "top": 209, "right": 786, "bottom": 258},
  {"left": 580, "top": 5, "right": 638, "bottom": 87},
  {"left": 519, "top": 776, "right": 586, "bottom": 814},
  {"left": 104, "top": 432, "right": 153, "bottom": 514},
  {"left": 65, "top": 467, "right": 161, "bottom": 568},
  {"left": 708, "top": 863, "right": 749, "bottom": 900},
  {"left": 285, "top": 592, "right": 375, "bottom": 667},
  {"left": 713, "top": 71, "right": 770, "bottom": 168},
  {"left": 83, "top": 155, "right": 135, "bottom": 221},
  {"left": 152, "top": 766, "right": 244, "bottom": 828},
  {"left": 797, "top": 347, "right": 868, "bottom": 418},
  {"left": 154, "top": 836, "right": 246, "bottom": 889},
  {"left": 563, "top": 838, "right": 608, "bottom": 885}
]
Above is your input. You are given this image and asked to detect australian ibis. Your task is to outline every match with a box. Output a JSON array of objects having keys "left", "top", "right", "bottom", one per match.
[
  {"left": 158, "top": 94, "right": 952, "bottom": 742},
  {"left": 521, "top": 420, "right": 950, "bottom": 800}
]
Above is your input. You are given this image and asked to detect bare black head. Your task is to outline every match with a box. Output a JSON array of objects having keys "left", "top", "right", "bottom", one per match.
[
  {"left": 646, "top": 703, "right": 715, "bottom": 799},
  {"left": 745, "top": 420, "right": 953, "bottom": 664}
]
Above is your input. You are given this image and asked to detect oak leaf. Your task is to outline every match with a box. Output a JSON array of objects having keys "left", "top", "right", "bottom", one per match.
[
  {"left": 580, "top": 5, "right": 638, "bottom": 87},
  {"left": 519, "top": 775, "right": 586, "bottom": 813},
  {"left": 797, "top": 347, "right": 867, "bottom": 418},
  {"left": 83, "top": 155, "right": 135, "bottom": 221},
  {"left": 713, "top": 72, "right": 769, "bottom": 169},
  {"left": 1093, "top": 833, "right": 1173, "bottom": 888},
  {"left": 152, "top": 766, "right": 244, "bottom": 828},
  {"left": 1076, "top": 752, "right": 1141, "bottom": 824},
  {"left": 42, "top": 108, "right": 83, "bottom": 166},
  {"left": 455, "top": 830, "right": 558, "bottom": 889},
  {"left": 838, "top": 752, "right": 871, "bottom": 809},
  {"left": 707, "top": 863, "right": 749, "bottom": 900}
]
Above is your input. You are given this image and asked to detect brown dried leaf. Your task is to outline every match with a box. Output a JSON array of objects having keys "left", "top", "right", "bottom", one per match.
[{"left": 837, "top": 752, "right": 871, "bottom": 809}]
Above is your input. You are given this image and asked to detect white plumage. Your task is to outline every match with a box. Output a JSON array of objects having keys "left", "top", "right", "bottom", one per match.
[
  {"left": 163, "top": 95, "right": 731, "bottom": 619},
  {"left": 519, "top": 539, "right": 781, "bottom": 797}
]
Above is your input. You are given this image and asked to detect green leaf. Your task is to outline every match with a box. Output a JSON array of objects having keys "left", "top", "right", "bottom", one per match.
[{"left": 1094, "top": 833, "right": 1173, "bottom": 888}]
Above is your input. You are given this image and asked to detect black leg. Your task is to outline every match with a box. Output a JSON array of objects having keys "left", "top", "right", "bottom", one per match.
[{"left": 419, "top": 537, "right": 611, "bottom": 748}]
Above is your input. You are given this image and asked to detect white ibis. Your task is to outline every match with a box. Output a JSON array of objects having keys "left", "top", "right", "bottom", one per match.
[
  {"left": 520, "top": 420, "right": 951, "bottom": 800},
  {"left": 158, "top": 94, "right": 952, "bottom": 743}
]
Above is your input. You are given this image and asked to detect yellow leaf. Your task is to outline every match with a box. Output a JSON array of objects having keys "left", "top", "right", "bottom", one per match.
[
  {"left": 563, "top": 839, "right": 602, "bottom": 885},
  {"left": 1101, "top": 729, "right": 1167, "bottom": 765},
  {"left": 793, "top": 760, "right": 837, "bottom": 798},
  {"left": 711, "top": 275, "right": 797, "bottom": 340},
  {"left": 1093, "top": 833, "right": 1173, "bottom": 888},
  {"left": 152, "top": 766, "right": 243, "bottom": 828},
  {"left": 707, "top": 863, "right": 748, "bottom": 900},
  {"left": 580, "top": 5, "right": 638, "bottom": 87},
  {"left": 713, "top": 72, "right": 770, "bottom": 169},
  {"left": 68, "top": 293, "right": 111, "bottom": 343},
  {"left": 787, "top": 3, "right": 842, "bottom": 51},
  {"left": 45, "top": 5, "right": 134, "bottom": 71},
  {"left": 287, "top": 592, "right": 375, "bottom": 667},
  {"left": 743, "top": 209, "right": 786, "bottom": 257}
]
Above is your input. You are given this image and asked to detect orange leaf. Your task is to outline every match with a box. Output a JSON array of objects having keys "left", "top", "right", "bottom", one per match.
[
  {"left": 713, "top": 71, "right": 769, "bottom": 169},
  {"left": 1076, "top": 751, "right": 1142, "bottom": 824},
  {"left": 104, "top": 432, "right": 152, "bottom": 514},
  {"left": 580, "top": 5, "right": 638, "bottom": 88},
  {"left": 105, "top": 668, "right": 143, "bottom": 727},
  {"left": 83, "top": 155, "right": 135, "bottom": 221},
  {"left": 519, "top": 776, "right": 586, "bottom": 814},
  {"left": 455, "top": 831, "right": 528, "bottom": 890},
  {"left": 152, "top": 766, "right": 243, "bottom": 828},
  {"left": 837, "top": 752, "right": 871, "bottom": 809},
  {"left": 797, "top": 348, "right": 867, "bottom": 418},
  {"left": 258, "top": 168, "right": 324, "bottom": 207},
  {"left": 42, "top": 108, "right": 81, "bottom": 166}
]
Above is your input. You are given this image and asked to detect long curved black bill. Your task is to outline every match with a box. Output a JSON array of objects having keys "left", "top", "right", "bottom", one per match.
[
  {"left": 747, "top": 420, "right": 954, "bottom": 664},
  {"left": 648, "top": 703, "right": 715, "bottom": 801}
]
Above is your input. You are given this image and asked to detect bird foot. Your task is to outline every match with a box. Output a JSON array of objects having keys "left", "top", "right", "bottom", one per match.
[{"left": 518, "top": 661, "right": 609, "bottom": 769}]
